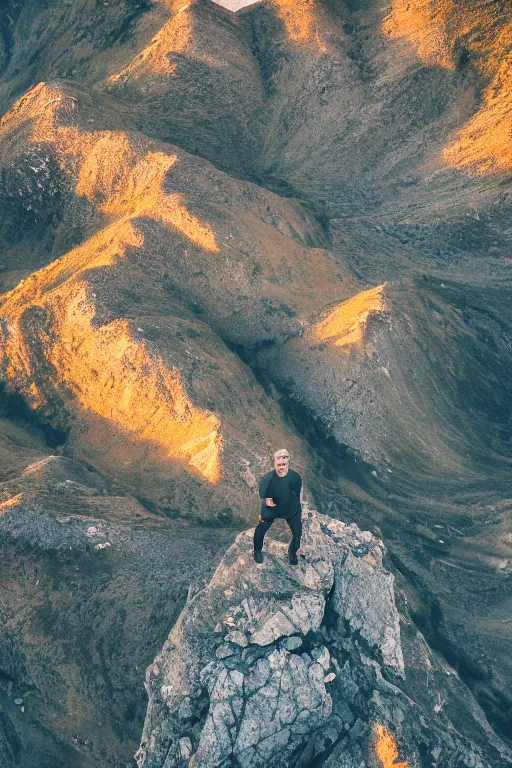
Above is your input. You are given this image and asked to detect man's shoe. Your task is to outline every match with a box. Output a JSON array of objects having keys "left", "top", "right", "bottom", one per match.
[
  {"left": 254, "top": 550, "right": 263, "bottom": 564},
  {"left": 288, "top": 551, "right": 298, "bottom": 565}
]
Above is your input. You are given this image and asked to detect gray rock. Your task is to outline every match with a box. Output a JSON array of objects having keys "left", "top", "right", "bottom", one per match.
[
  {"left": 310, "top": 645, "right": 330, "bottom": 670},
  {"left": 178, "top": 737, "right": 191, "bottom": 760},
  {"left": 332, "top": 550, "right": 404, "bottom": 675},
  {"left": 135, "top": 509, "right": 512, "bottom": 768},
  {"left": 215, "top": 643, "right": 235, "bottom": 660},
  {"left": 245, "top": 658, "right": 271, "bottom": 695},
  {"left": 282, "top": 635, "right": 302, "bottom": 651},
  {"left": 177, "top": 698, "right": 192, "bottom": 722},
  {"left": 225, "top": 630, "right": 248, "bottom": 647}
]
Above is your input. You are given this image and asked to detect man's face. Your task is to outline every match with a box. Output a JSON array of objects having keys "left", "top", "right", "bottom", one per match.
[{"left": 274, "top": 450, "right": 290, "bottom": 475}]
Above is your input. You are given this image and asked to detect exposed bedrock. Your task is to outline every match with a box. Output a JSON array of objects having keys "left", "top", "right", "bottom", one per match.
[{"left": 136, "top": 509, "right": 510, "bottom": 768}]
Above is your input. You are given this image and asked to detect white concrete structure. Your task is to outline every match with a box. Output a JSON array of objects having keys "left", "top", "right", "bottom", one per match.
[{"left": 211, "top": 0, "right": 262, "bottom": 10}]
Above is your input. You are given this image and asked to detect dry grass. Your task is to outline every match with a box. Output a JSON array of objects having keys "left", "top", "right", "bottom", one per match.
[
  {"left": 383, "top": 0, "right": 512, "bottom": 173},
  {"left": 0, "top": 79, "right": 344, "bottom": 503},
  {"left": 444, "top": 44, "right": 512, "bottom": 173},
  {"left": 311, "top": 284, "right": 387, "bottom": 350},
  {"left": 107, "top": 0, "right": 193, "bottom": 83},
  {"left": 0, "top": 86, "right": 223, "bottom": 483},
  {"left": 30, "top": 97, "right": 219, "bottom": 251},
  {"left": 271, "top": 0, "right": 327, "bottom": 52},
  {"left": 383, "top": 0, "right": 457, "bottom": 70}
]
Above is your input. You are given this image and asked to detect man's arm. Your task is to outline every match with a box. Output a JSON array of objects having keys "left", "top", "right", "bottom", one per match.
[
  {"left": 258, "top": 471, "right": 272, "bottom": 500},
  {"left": 258, "top": 472, "right": 275, "bottom": 521},
  {"left": 291, "top": 472, "right": 303, "bottom": 510},
  {"left": 292, "top": 472, "right": 302, "bottom": 494}
]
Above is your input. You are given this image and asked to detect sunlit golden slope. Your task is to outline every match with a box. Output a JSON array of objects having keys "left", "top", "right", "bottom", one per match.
[
  {"left": 382, "top": 0, "right": 458, "bottom": 70},
  {"left": 0, "top": 79, "right": 358, "bottom": 514},
  {"left": 312, "top": 284, "right": 387, "bottom": 350},
  {"left": 246, "top": 0, "right": 512, "bottom": 226},
  {"left": 0, "top": 6, "right": 511, "bottom": 766},
  {"left": 258, "top": 277, "right": 512, "bottom": 498},
  {"left": 107, "top": 0, "right": 193, "bottom": 82},
  {"left": 384, "top": 0, "right": 512, "bottom": 173},
  {"left": 0, "top": 81, "right": 358, "bottom": 337},
  {"left": 96, "top": 0, "right": 266, "bottom": 176},
  {"left": 444, "top": 49, "right": 512, "bottom": 173},
  {"left": 2, "top": 276, "right": 223, "bottom": 483},
  {"left": 2, "top": 0, "right": 510, "bottom": 219},
  {"left": 374, "top": 723, "right": 408, "bottom": 768},
  {"left": 5, "top": 83, "right": 217, "bottom": 253},
  {"left": 0, "top": 83, "right": 223, "bottom": 482},
  {"left": 271, "top": 0, "right": 327, "bottom": 51}
]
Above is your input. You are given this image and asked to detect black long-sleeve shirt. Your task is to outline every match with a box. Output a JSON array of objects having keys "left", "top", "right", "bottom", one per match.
[{"left": 258, "top": 469, "right": 302, "bottom": 520}]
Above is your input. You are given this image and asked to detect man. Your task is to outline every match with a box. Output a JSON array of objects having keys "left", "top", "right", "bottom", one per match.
[{"left": 253, "top": 448, "right": 303, "bottom": 565}]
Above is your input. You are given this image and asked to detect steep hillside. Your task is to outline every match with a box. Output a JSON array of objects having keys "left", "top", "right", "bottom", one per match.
[
  {"left": 0, "top": 0, "right": 511, "bottom": 766},
  {"left": 0, "top": 79, "right": 358, "bottom": 517},
  {"left": 259, "top": 277, "right": 512, "bottom": 496},
  {"left": 0, "top": 452, "right": 236, "bottom": 767},
  {"left": 247, "top": 0, "right": 512, "bottom": 217}
]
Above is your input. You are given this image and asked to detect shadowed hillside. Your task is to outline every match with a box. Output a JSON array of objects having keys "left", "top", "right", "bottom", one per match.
[{"left": 0, "top": 0, "right": 511, "bottom": 766}]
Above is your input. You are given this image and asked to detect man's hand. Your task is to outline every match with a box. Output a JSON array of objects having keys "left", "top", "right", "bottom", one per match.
[{"left": 265, "top": 498, "right": 276, "bottom": 507}]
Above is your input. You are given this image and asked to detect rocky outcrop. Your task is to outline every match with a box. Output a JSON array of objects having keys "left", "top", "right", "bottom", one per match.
[{"left": 136, "top": 509, "right": 510, "bottom": 768}]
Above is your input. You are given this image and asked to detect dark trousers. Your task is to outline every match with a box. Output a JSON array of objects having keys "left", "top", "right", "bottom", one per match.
[{"left": 253, "top": 510, "right": 302, "bottom": 555}]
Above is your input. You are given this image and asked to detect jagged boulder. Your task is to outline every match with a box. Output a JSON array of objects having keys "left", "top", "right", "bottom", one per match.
[{"left": 136, "top": 510, "right": 511, "bottom": 768}]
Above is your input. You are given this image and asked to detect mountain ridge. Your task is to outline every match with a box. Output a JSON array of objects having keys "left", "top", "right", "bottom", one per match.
[{"left": 0, "top": 0, "right": 510, "bottom": 765}]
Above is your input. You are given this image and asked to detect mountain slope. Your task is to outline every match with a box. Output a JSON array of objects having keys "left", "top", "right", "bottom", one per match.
[{"left": 0, "top": 0, "right": 511, "bottom": 766}]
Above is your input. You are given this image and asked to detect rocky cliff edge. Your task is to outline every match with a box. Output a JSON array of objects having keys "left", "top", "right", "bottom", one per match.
[{"left": 136, "top": 509, "right": 511, "bottom": 768}]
